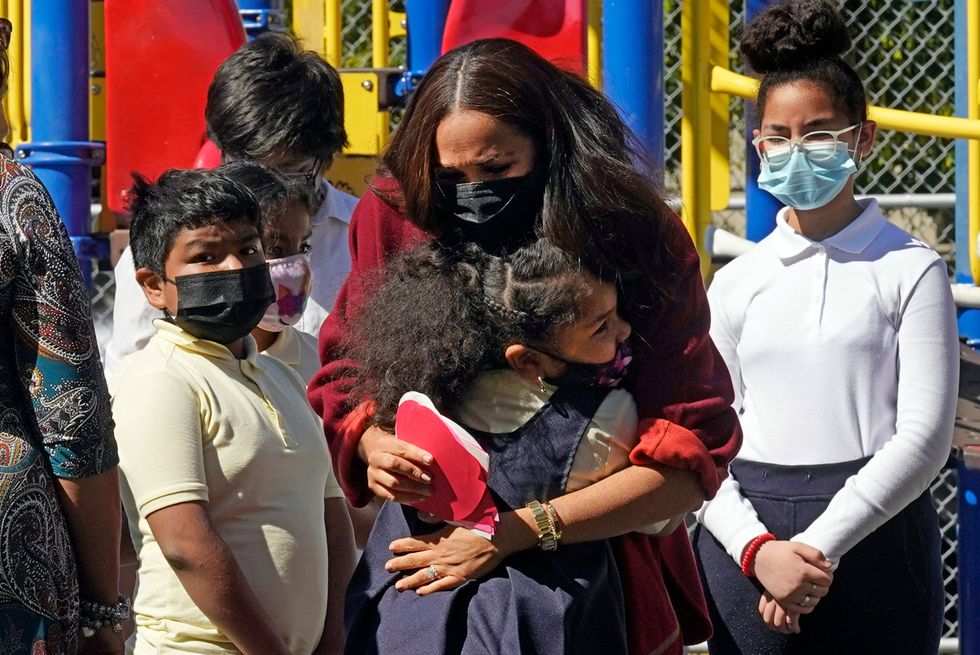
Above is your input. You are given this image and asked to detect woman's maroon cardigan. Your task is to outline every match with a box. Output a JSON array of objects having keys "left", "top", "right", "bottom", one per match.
[{"left": 308, "top": 182, "right": 742, "bottom": 653}]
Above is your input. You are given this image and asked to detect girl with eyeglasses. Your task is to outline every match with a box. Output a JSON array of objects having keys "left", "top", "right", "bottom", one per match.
[{"left": 693, "top": 1, "right": 957, "bottom": 653}]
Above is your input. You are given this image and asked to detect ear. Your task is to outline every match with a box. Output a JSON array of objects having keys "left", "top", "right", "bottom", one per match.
[
  {"left": 504, "top": 344, "right": 548, "bottom": 385},
  {"left": 857, "top": 120, "right": 877, "bottom": 158},
  {"left": 136, "top": 267, "right": 168, "bottom": 310},
  {"left": 752, "top": 127, "right": 761, "bottom": 139}
]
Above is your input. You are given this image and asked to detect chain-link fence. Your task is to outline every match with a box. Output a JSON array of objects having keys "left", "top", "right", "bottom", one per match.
[
  {"left": 87, "top": 0, "right": 963, "bottom": 642},
  {"left": 339, "top": 0, "right": 407, "bottom": 68}
]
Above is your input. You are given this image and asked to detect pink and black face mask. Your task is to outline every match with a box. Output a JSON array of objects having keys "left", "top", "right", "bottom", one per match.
[{"left": 542, "top": 339, "right": 634, "bottom": 389}]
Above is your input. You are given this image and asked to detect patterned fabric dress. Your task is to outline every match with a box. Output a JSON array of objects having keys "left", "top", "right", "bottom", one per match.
[{"left": 0, "top": 159, "right": 118, "bottom": 654}]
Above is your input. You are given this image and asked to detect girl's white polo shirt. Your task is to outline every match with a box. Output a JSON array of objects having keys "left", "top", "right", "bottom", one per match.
[{"left": 698, "top": 199, "right": 958, "bottom": 566}]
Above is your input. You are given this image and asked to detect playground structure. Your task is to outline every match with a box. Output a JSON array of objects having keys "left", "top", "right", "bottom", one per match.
[{"left": 0, "top": 0, "right": 975, "bottom": 651}]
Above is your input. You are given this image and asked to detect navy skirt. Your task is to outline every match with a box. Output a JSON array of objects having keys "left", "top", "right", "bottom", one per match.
[{"left": 693, "top": 457, "right": 943, "bottom": 655}]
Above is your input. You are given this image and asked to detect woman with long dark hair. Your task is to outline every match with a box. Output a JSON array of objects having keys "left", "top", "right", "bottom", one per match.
[{"left": 308, "top": 38, "right": 741, "bottom": 655}]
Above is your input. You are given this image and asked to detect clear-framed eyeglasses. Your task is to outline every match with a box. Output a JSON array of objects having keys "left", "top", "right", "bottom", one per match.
[
  {"left": 752, "top": 123, "right": 862, "bottom": 169},
  {"left": 283, "top": 156, "right": 323, "bottom": 191}
]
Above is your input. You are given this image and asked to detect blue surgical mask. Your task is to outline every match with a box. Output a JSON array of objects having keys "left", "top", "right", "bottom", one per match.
[{"left": 758, "top": 142, "right": 857, "bottom": 211}]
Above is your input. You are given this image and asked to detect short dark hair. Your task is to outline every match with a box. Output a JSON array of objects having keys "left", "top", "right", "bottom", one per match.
[
  {"left": 347, "top": 239, "right": 591, "bottom": 428},
  {"left": 128, "top": 168, "right": 261, "bottom": 276},
  {"left": 741, "top": 0, "right": 867, "bottom": 123},
  {"left": 215, "top": 160, "right": 317, "bottom": 241},
  {"left": 206, "top": 33, "right": 347, "bottom": 165}
]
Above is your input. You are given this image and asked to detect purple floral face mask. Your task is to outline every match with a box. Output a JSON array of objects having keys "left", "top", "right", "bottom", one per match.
[
  {"left": 542, "top": 339, "right": 633, "bottom": 389},
  {"left": 257, "top": 254, "right": 312, "bottom": 332}
]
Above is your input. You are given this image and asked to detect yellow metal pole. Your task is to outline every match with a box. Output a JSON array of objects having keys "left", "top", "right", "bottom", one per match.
[
  {"left": 7, "top": 0, "right": 29, "bottom": 145},
  {"left": 681, "top": 0, "right": 711, "bottom": 256},
  {"left": 372, "top": 0, "right": 389, "bottom": 149},
  {"left": 710, "top": 66, "right": 980, "bottom": 140},
  {"left": 21, "top": 0, "right": 28, "bottom": 142},
  {"left": 708, "top": 0, "right": 730, "bottom": 212},
  {"left": 969, "top": 0, "right": 980, "bottom": 283},
  {"left": 325, "top": 0, "right": 342, "bottom": 68},
  {"left": 587, "top": 0, "right": 601, "bottom": 88}
]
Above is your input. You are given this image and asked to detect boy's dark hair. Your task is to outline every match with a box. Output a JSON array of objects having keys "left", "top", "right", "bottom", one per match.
[
  {"left": 216, "top": 160, "right": 317, "bottom": 242},
  {"left": 128, "top": 168, "right": 261, "bottom": 276},
  {"left": 346, "top": 239, "right": 591, "bottom": 429},
  {"left": 741, "top": 0, "right": 867, "bottom": 123},
  {"left": 206, "top": 33, "right": 347, "bottom": 165}
]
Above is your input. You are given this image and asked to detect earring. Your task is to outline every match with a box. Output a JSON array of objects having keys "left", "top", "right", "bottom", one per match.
[{"left": 537, "top": 376, "right": 546, "bottom": 393}]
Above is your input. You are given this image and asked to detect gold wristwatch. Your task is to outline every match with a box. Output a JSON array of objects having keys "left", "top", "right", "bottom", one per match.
[{"left": 526, "top": 500, "right": 561, "bottom": 551}]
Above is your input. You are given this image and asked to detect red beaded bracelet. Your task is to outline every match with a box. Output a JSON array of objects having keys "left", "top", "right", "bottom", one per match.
[{"left": 740, "top": 533, "right": 776, "bottom": 577}]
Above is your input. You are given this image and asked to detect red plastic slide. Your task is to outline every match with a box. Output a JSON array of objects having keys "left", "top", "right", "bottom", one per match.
[
  {"left": 441, "top": 0, "right": 587, "bottom": 74},
  {"left": 105, "top": 0, "right": 245, "bottom": 215}
]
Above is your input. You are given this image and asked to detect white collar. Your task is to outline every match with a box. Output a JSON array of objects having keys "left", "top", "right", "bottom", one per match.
[
  {"left": 770, "top": 198, "right": 888, "bottom": 260},
  {"left": 313, "top": 179, "right": 355, "bottom": 226}
]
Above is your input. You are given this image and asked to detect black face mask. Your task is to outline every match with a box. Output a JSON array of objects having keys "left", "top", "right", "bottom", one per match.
[
  {"left": 438, "top": 173, "right": 543, "bottom": 254},
  {"left": 165, "top": 264, "right": 276, "bottom": 345},
  {"left": 542, "top": 339, "right": 634, "bottom": 389}
]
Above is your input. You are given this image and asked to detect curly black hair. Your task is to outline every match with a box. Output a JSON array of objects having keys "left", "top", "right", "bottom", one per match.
[
  {"left": 741, "top": 0, "right": 867, "bottom": 123},
  {"left": 345, "top": 239, "right": 593, "bottom": 429}
]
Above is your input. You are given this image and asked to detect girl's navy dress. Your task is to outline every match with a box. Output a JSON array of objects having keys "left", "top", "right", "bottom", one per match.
[{"left": 345, "top": 385, "right": 630, "bottom": 655}]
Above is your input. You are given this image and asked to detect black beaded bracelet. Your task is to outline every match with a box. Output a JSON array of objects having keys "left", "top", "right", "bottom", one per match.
[{"left": 79, "top": 595, "right": 130, "bottom": 637}]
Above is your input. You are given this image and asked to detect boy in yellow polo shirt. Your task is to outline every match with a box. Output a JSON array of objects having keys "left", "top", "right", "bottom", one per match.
[{"left": 110, "top": 168, "right": 354, "bottom": 655}]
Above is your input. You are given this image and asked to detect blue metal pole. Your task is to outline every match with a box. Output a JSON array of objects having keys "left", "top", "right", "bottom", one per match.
[
  {"left": 237, "top": 0, "right": 286, "bottom": 39},
  {"left": 744, "top": 0, "right": 782, "bottom": 242},
  {"left": 23, "top": 0, "right": 104, "bottom": 293},
  {"left": 602, "top": 0, "right": 664, "bottom": 169},
  {"left": 959, "top": 459, "right": 980, "bottom": 655},
  {"left": 406, "top": 0, "right": 451, "bottom": 72}
]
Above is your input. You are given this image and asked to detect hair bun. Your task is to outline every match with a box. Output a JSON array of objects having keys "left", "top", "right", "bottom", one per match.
[{"left": 740, "top": 0, "right": 851, "bottom": 74}]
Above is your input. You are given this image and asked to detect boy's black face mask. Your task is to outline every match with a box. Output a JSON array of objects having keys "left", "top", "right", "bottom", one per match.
[{"left": 164, "top": 264, "right": 275, "bottom": 345}]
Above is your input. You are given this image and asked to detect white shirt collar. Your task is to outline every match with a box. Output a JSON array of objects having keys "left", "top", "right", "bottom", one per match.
[
  {"left": 313, "top": 179, "right": 357, "bottom": 226},
  {"left": 770, "top": 198, "right": 888, "bottom": 261}
]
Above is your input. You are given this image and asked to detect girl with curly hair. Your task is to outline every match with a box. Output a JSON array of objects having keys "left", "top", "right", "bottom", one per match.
[{"left": 343, "top": 238, "right": 682, "bottom": 653}]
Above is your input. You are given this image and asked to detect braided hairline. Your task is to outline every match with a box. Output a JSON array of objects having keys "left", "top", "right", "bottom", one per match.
[
  {"left": 481, "top": 257, "right": 529, "bottom": 326},
  {"left": 483, "top": 296, "right": 528, "bottom": 324}
]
